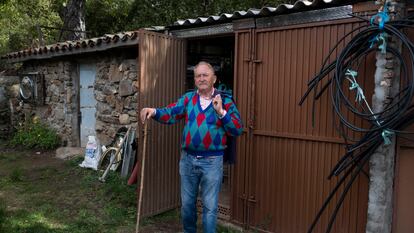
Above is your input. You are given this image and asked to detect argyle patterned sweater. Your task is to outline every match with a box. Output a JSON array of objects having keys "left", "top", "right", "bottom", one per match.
[{"left": 153, "top": 90, "right": 243, "bottom": 156}]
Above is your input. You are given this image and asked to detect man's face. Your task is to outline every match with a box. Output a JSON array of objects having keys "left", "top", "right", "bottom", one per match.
[{"left": 194, "top": 64, "right": 216, "bottom": 93}]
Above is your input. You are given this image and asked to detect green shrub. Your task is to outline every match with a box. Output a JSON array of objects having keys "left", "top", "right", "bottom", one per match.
[{"left": 10, "top": 122, "right": 60, "bottom": 150}]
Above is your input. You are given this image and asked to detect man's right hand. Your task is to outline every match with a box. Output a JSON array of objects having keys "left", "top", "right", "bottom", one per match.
[{"left": 140, "top": 108, "right": 156, "bottom": 124}]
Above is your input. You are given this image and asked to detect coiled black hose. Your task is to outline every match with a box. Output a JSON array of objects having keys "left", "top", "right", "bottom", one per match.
[{"left": 300, "top": 11, "right": 414, "bottom": 233}]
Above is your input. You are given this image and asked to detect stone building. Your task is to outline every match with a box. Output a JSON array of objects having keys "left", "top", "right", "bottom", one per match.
[
  {"left": 1, "top": 32, "right": 139, "bottom": 147},
  {"left": 2, "top": 1, "right": 414, "bottom": 231},
  {"left": 0, "top": 73, "right": 19, "bottom": 138}
]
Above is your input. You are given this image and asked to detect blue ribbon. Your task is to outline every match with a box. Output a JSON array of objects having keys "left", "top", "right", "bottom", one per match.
[
  {"left": 381, "top": 129, "right": 394, "bottom": 145},
  {"left": 369, "top": 33, "right": 387, "bottom": 54},
  {"left": 370, "top": 3, "right": 390, "bottom": 30},
  {"left": 345, "top": 69, "right": 366, "bottom": 102},
  {"left": 345, "top": 69, "right": 357, "bottom": 78},
  {"left": 378, "top": 33, "right": 387, "bottom": 54},
  {"left": 350, "top": 83, "right": 365, "bottom": 103}
]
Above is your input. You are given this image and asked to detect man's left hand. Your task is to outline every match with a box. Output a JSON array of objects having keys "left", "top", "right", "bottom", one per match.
[{"left": 213, "top": 94, "right": 225, "bottom": 117}]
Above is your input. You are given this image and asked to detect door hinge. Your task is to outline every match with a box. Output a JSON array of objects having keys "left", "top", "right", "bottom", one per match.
[
  {"left": 248, "top": 195, "right": 257, "bottom": 203},
  {"left": 248, "top": 119, "right": 254, "bottom": 130}
]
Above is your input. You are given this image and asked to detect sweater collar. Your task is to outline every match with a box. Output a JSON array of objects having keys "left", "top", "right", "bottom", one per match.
[{"left": 197, "top": 88, "right": 215, "bottom": 100}]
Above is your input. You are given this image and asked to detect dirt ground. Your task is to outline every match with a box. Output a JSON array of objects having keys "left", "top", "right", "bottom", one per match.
[
  {"left": 0, "top": 142, "right": 242, "bottom": 233},
  {"left": 0, "top": 143, "right": 185, "bottom": 233}
]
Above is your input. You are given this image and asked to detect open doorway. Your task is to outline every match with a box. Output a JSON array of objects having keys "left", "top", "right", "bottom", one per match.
[{"left": 186, "top": 35, "right": 235, "bottom": 220}]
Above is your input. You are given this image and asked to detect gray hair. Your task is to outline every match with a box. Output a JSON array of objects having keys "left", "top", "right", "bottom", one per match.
[{"left": 194, "top": 61, "right": 215, "bottom": 75}]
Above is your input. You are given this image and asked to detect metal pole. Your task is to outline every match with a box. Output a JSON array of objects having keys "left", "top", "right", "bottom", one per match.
[{"left": 136, "top": 122, "right": 148, "bottom": 233}]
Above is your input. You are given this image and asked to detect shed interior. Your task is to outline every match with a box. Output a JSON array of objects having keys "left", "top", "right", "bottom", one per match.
[
  {"left": 186, "top": 35, "right": 235, "bottom": 218},
  {"left": 186, "top": 36, "right": 234, "bottom": 92}
]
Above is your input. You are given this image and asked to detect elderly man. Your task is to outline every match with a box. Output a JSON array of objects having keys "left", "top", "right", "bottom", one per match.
[{"left": 140, "top": 61, "right": 243, "bottom": 233}]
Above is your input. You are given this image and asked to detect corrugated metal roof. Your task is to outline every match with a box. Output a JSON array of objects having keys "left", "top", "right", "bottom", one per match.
[
  {"left": 2, "top": 0, "right": 357, "bottom": 63},
  {"left": 172, "top": 0, "right": 350, "bottom": 27},
  {"left": 1, "top": 31, "right": 138, "bottom": 63}
]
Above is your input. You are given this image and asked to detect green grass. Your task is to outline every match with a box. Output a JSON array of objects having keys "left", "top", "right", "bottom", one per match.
[
  {"left": 140, "top": 208, "right": 181, "bottom": 226},
  {"left": 0, "top": 151, "right": 138, "bottom": 233},
  {"left": 0, "top": 147, "right": 244, "bottom": 233},
  {"left": 9, "top": 168, "right": 24, "bottom": 182},
  {"left": 0, "top": 152, "right": 18, "bottom": 162},
  {"left": 0, "top": 199, "right": 6, "bottom": 232}
]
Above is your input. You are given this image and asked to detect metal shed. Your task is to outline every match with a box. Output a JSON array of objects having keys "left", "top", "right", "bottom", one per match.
[
  {"left": 136, "top": 0, "right": 413, "bottom": 232},
  {"left": 134, "top": 2, "right": 372, "bottom": 233},
  {"left": 2, "top": 0, "right": 414, "bottom": 232}
]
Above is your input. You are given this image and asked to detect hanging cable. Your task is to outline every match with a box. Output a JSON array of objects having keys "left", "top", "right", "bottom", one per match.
[{"left": 300, "top": 2, "right": 414, "bottom": 233}]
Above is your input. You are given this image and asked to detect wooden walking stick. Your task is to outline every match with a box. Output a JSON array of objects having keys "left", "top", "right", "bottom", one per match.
[{"left": 136, "top": 121, "right": 148, "bottom": 233}]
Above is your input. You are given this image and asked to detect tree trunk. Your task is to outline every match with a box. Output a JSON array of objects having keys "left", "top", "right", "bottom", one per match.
[
  {"left": 365, "top": 1, "right": 404, "bottom": 232},
  {"left": 60, "top": 0, "right": 86, "bottom": 41}
]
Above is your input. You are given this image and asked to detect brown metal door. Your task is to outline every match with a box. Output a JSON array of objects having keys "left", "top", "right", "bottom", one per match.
[
  {"left": 232, "top": 29, "right": 254, "bottom": 226},
  {"left": 234, "top": 20, "right": 370, "bottom": 232},
  {"left": 138, "top": 30, "right": 186, "bottom": 217},
  {"left": 394, "top": 130, "right": 414, "bottom": 233},
  {"left": 393, "top": 27, "right": 414, "bottom": 233},
  {"left": 394, "top": 146, "right": 414, "bottom": 233}
]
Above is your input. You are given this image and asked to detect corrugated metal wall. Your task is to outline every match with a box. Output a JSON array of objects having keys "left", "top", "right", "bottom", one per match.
[
  {"left": 394, "top": 143, "right": 414, "bottom": 233},
  {"left": 393, "top": 27, "right": 414, "bottom": 233},
  {"left": 138, "top": 30, "right": 186, "bottom": 216},
  {"left": 233, "top": 19, "right": 371, "bottom": 232},
  {"left": 232, "top": 30, "right": 252, "bottom": 226}
]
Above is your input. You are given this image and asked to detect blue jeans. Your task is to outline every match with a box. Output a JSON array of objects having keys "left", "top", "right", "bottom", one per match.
[{"left": 179, "top": 150, "right": 223, "bottom": 233}]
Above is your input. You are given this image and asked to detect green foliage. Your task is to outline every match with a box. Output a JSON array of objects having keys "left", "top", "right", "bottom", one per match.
[
  {"left": 10, "top": 122, "right": 60, "bottom": 150},
  {"left": 123, "top": 0, "right": 291, "bottom": 31},
  {"left": 85, "top": 0, "right": 134, "bottom": 37},
  {"left": 0, "top": 0, "right": 293, "bottom": 55},
  {"left": 0, "top": 0, "right": 63, "bottom": 55}
]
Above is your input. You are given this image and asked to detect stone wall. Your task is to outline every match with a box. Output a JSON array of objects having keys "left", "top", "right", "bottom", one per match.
[
  {"left": 11, "top": 55, "right": 139, "bottom": 147},
  {"left": 94, "top": 59, "right": 139, "bottom": 145},
  {"left": 0, "top": 75, "right": 20, "bottom": 138},
  {"left": 19, "top": 61, "right": 77, "bottom": 146}
]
